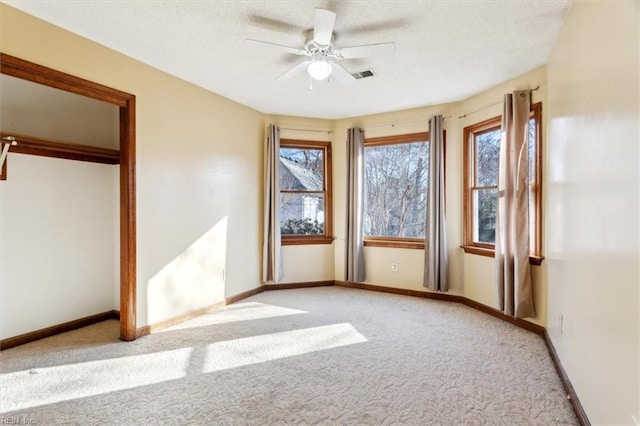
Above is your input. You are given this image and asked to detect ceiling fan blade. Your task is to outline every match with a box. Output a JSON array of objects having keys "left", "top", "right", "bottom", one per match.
[
  {"left": 334, "top": 42, "right": 396, "bottom": 59},
  {"left": 277, "top": 60, "right": 312, "bottom": 81},
  {"left": 245, "top": 39, "right": 308, "bottom": 56},
  {"left": 346, "top": 18, "right": 409, "bottom": 36},
  {"left": 247, "top": 14, "right": 306, "bottom": 33},
  {"left": 314, "top": 8, "right": 336, "bottom": 46},
  {"left": 329, "top": 62, "right": 356, "bottom": 86}
]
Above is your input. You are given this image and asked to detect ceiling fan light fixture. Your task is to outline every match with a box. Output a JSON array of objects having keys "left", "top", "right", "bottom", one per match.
[
  {"left": 307, "top": 59, "right": 332, "bottom": 80},
  {"left": 248, "top": 8, "right": 394, "bottom": 85}
]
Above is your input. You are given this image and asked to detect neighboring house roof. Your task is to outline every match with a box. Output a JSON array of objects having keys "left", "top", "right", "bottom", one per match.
[{"left": 279, "top": 156, "right": 322, "bottom": 191}]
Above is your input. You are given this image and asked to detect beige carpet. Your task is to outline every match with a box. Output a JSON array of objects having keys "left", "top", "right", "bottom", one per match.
[{"left": 1, "top": 287, "right": 577, "bottom": 425}]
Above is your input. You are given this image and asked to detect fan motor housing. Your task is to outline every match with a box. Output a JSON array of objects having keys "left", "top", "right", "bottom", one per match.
[{"left": 304, "top": 30, "right": 335, "bottom": 53}]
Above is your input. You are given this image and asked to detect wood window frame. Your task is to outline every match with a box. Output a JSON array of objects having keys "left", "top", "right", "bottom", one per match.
[
  {"left": 363, "top": 132, "right": 432, "bottom": 250},
  {"left": 0, "top": 53, "right": 138, "bottom": 340},
  {"left": 280, "top": 139, "right": 333, "bottom": 245},
  {"left": 462, "top": 102, "right": 543, "bottom": 265}
]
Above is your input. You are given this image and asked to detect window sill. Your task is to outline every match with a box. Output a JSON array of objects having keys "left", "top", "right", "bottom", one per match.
[
  {"left": 364, "top": 238, "right": 424, "bottom": 249},
  {"left": 282, "top": 236, "right": 334, "bottom": 246},
  {"left": 461, "top": 245, "right": 544, "bottom": 266}
]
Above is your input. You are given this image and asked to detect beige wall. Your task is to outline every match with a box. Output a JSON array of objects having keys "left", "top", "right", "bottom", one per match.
[
  {"left": 1, "top": 4, "right": 265, "bottom": 328},
  {"left": 546, "top": 1, "right": 639, "bottom": 424}
]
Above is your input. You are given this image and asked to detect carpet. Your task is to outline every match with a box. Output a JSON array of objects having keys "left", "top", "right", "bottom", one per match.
[{"left": 0, "top": 286, "right": 577, "bottom": 425}]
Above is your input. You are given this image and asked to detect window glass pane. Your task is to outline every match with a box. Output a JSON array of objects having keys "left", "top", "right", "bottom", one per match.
[
  {"left": 364, "top": 142, "right": 428, "bottom": 238},
  {"left": 279, "top": 147, "right": 323, "bottom": 191},
  {"left": 476, "top": 129, "right": 501, "bottom": 186},
  {"left": 473, "top": 188, "right": 497, "bottom": 244},
  {"left": 280, "top": 193, "right": 324, "bottom": 235},
  {"left": 528, "top": 118, "right": 536, "bottom": 184},
  {"left": 528, "top": 187, "right": 536, "bottom": 252},
  {"left": 528, "top": 117, "right": 537, "bottom": 253}
]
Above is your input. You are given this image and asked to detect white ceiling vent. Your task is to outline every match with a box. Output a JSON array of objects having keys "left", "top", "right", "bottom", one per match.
[{"left": 351, "top": 70, "right": 375, "bottom": 80}]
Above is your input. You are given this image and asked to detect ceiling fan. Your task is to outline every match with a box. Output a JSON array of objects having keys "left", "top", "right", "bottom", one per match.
[{"left": 246, "top": 8, "right": 395, "bottom": 85}]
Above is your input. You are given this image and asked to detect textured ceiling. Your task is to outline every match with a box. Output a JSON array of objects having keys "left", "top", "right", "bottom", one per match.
[{"left": 3, "top": 1, "right": 571, "bottom": 119}]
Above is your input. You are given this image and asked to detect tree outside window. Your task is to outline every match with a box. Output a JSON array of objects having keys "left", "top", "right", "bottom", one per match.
[
  {"left": 363, "top": 133, "right": 431, "bottom": 249},
  {"left": 472, "top": 127, "right": 500, "bottom": 244}
]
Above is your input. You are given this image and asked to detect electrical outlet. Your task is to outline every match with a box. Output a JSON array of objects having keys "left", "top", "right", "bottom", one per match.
[
  {"left": 391, "top": 262, "right": 399, "bottom": 272},
  {"left": 560, "top": 314, "right": 564, "bottom": 335}
]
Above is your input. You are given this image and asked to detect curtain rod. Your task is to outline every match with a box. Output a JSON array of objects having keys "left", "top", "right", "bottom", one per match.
[
  {"left": 458, "top": 86, "right": 541, "bottom": 119},
  {"left": 279, "top": 127, "right": 334, "bottom": 134},
  {"left": 363, "top": 115, "right": 453, "bottom": 131},
  {"left": 277, "top": 86, "right": 541, "bottom": 132}
]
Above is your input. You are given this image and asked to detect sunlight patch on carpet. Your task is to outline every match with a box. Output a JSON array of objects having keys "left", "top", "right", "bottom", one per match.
[
  {"left": 200, "top": 322, "right": 367, "bottom": 374},
  {"left": 0, "top": 323, "right": 366, "bottom": 412},
  {"left": 158, "top": 302, "right": 308, "bottom": 332}
]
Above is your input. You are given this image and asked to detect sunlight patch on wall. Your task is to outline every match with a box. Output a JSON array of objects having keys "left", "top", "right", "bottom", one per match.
[
  {"left": 147, "top": 216, "right": 228, "bottom": 324},
  {"left": 1, "top": 323, "right": 366, "bottom": 412}
]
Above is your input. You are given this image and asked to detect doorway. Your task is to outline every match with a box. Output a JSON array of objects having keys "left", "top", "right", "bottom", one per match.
[{"left": 0, "top": 53, "right": 137, "bottom": 341}]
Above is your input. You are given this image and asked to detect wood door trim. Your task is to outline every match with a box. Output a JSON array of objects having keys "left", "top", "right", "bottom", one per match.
[
  {"left": 1, "top": 53, "right": 131, "bottom": 107},
  {"left": 0, "top": 53, "right": 137, "bottom": 341},
  {"left": 119, "top": 98, "right": 136, "bottom": 340}
]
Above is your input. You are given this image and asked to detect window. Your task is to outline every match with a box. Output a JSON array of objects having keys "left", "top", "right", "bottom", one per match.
[
  {"left": 462, "top": 103, "right": 542, "bottom": 264},
  {"left": 364, "top": 133, "right": 430, "bottom": 249},
  {"left": 279, "top": 140, "right": 332, "bottom": 245}
]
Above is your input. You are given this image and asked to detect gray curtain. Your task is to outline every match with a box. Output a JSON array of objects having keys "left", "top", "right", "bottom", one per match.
[
  {"left": 495, "top": 91, "right": 535, "bottom": 318},
  {"left": 345, "top": 128, "right": 365, "bottom": 282},
  {"left": 423, "top": 115, "right": 448, "bottom": 291},
  {"left": 262, "top": 124, "right": 282, "bottom": 283}
]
